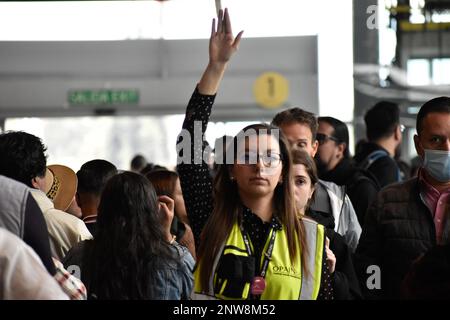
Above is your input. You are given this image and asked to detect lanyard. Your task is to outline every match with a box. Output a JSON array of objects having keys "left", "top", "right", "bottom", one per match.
[{"left": 240, "top": 225, "right": 277, "bottom": 278}]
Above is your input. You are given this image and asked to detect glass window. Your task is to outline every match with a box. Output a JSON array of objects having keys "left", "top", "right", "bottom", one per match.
[
  {"left": 407, "top": 59, "right": 431, "bottom": 86},
  {"left": 5, "top": 116, "right": 265, "bottom": 171},
  {"left": 432, "top": 58, "right": 450, "bottom": 85},
  {"left": 432, "top": 12, "right": 450, "bottom": 23},
  {"left": 5, "top": 115, "right": 185, "bottom": 171}
]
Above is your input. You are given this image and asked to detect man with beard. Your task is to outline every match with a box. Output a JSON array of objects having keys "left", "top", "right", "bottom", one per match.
[
  {"left": 353, "top": 101, "right": 403, "bottom": 188},
  {"left": 315, "top": 117, "right": 379, "bottom": 226}
]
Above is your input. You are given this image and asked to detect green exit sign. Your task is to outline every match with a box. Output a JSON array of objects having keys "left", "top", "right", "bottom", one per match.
[{"left": 68, "top": 89, "right": 139, "bottom": 106}]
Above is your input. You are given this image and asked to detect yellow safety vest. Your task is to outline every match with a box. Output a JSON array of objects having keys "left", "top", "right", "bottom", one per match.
[{"left": 192, "top": 218, "right": 325, "bottom": 300}]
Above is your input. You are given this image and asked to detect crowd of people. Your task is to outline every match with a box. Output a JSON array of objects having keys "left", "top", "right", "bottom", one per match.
[{"left": 1, "top": 9, "right": 449, "bottom": 300}]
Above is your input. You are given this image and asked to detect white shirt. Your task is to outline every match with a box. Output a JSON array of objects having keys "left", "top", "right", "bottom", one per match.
[
  {"left": 30, "top": 189, "right": 92, "bottom": 260},
  {"left": 0, "top": 228, "right": 69, "bottom": 300}
]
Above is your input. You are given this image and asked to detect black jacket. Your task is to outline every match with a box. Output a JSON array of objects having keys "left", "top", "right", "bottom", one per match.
[
  {"left": 320, "top": 158, "right": 379, "bottom": 226},
  {"left": 308, "top": 209, "right": 363, "bottom": 300},
  {"left": 353, "top": 142, "right": 400, "bottom": 188},
  {"left": 354, "top": 177, "right": 450, "bottom": 299}
]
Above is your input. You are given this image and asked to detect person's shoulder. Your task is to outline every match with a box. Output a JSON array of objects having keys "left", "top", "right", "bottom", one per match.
[
  {"left": 366, "top": 149, "right": 397, "bottom": 172},
  {"left": 0, "top": 228, "right": 28, "bottom": 255},
  {"left": 300, "top": 216, "right": 326, "bottom": 235},
  {"left": 377, "top": 177, "right": 418, "bottom": 202},
  {"left": 347, "top": 167, "right": 380, "bottom": 190},
  {"left": 380, "top": 177, "right": 417, "bottom": 191},
  {"left": 45, "top": 207, "right": 92, "bottom": 238},
  {"left": 29, "top": 189, "right": 89, "bottom": 232},
  {"left": 300, "top": 216, "right": 319, "bottom": 226},
  {"left": 0, "top": 175, "right": 30, "bottom": 197},
  {"left": 47, "top": 207, "right": 82, "bottom": 224},
  {"left": 0, "top": 229, "right": 69, "bottom": 300},
  {"left": 0, "top": 229, "right": 49, "bottom": 278},
  {"left": 29, "top": 188, "right": 53, "bottom": 210},
  {"left": 318, "top": 179, "right": 345, "bottom": 196},
  {"left": 373, "top": 153, "right": 397, "bottom": 167}
]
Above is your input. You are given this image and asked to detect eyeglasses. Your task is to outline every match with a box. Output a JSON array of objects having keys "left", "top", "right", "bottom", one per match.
[
  {"left": 400, "top": 124, "right": 406, "bottom": 133},
  {"left": 236, "top": 151, "right": 282, "bottom": 168},
  {"left": 316, "top": 133, "right": 340, "bottom": 146}
]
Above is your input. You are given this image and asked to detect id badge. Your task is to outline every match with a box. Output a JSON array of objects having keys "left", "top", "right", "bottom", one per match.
[{"left": 250, "top": 276, "right": 266, "bottom": 295}]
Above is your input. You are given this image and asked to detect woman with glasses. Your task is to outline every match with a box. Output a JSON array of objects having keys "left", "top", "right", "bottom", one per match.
[{"left": 177, "top": 8, "right": 333, "bottom": 300}]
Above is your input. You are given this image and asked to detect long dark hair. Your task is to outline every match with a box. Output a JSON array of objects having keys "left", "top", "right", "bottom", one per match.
[
  {"left": 197, "top": 123, "right": 309, "bottom": 291},
  {"left": 82, "top": 171, "right": 178, "bottom": 299}
]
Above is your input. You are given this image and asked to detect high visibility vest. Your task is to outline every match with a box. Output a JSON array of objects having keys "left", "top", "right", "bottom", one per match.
[{"left": 192, "top": 218, "right": 325, "bottom": 300}]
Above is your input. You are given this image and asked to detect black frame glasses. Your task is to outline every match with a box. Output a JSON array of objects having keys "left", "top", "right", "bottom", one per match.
[{"left": 236, "top": 151, "right": 283, "bottom": 168}]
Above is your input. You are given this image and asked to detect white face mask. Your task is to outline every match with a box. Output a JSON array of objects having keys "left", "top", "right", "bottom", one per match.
[{"left": 423, "top": 149, "right": 450, "bottom": 183}]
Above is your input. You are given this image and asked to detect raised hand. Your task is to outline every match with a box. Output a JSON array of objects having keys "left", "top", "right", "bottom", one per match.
[
  {"left": 158, "top": 195, "right": 175, "bottom": 243},
  {"left": 209, "top": 8, "right": 244, "bottom": 66},
  {"left": 198, "top": 8, "right": 244, "bottom": 95}
]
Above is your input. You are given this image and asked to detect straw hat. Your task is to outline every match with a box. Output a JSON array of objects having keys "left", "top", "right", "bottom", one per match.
[{"left": 44, "top": 164, "right": 78, "bottom": 212}]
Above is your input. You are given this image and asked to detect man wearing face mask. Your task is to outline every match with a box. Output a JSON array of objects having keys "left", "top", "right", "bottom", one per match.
[{"left": 355, "top": 96, "right": 450, "bottom": 299}]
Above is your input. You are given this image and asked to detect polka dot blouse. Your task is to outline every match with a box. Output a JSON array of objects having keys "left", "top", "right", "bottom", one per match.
[{"left": 177, "top": 87, "right": 334, "bottom": 300}]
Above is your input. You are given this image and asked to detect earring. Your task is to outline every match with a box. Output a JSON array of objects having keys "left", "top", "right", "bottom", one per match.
[{"left": 230, "top": 176, "right": 235, "bottom": 181}]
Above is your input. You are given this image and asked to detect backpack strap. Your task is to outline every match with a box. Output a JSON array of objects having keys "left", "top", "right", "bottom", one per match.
[
  {"left": 360, "top": 149, "right": 402, "bottom": 183},
  {"left": 361, "top": 150, "right": 389, "bottom": 171}
]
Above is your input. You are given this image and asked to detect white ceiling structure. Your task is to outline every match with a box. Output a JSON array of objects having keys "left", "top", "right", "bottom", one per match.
[{"left": 0, "top": 0, "right": 354, "bottom": 121}]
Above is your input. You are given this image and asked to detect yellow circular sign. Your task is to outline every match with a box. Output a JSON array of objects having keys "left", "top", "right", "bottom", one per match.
[{"left": 253, "top": 72, "right": 289, "bottom": 109}]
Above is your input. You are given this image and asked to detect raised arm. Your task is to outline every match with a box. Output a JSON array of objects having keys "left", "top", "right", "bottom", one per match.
[
  {"left": 198, "top": 8, "right": 243, "bottom": 95},
  {"left": 176, "top": 9, "right": 243, "bottom": 247}
]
